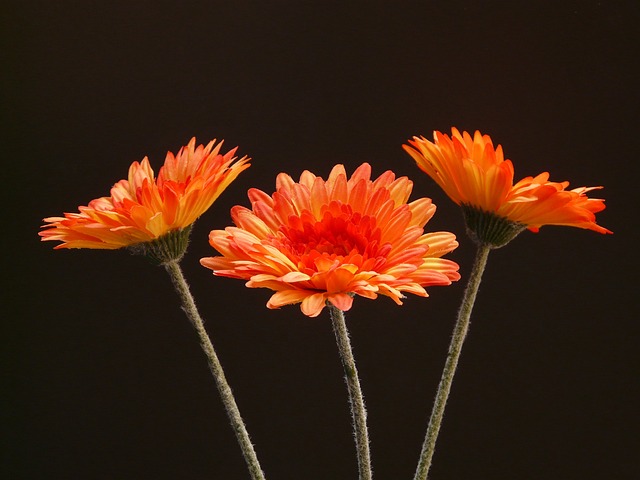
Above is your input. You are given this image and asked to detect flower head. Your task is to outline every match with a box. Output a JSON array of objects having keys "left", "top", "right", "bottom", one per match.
[
  {"left": 403, "top": 128, "right": 611, "bottom": 246},
  {"left": 201, "top": 163, "right": 460, "bottom": 317},
  {"left": 40, "top": 138, "right": 250, "bottom": 259}
]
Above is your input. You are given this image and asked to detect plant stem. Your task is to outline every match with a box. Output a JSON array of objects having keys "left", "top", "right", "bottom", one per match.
[
  {"left": 329, "top": 305, "right": 372, "bottom": 480},
  {"left": 164, "top": 260, "right": 266, "bottom": 480},
  {"left": 414, "top": 242, "right": 492, "bottom": 480}
]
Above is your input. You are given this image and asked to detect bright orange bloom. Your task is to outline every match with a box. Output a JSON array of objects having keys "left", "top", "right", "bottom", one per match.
[
  {"left": 40, "top": 138, "right": 250, "bottom": 249},
  {"left": 201, "top": 163, "right": 461, "bottom": 317},
  {"left": 404, "top": 128, "right": 611, "bottom": 234}
]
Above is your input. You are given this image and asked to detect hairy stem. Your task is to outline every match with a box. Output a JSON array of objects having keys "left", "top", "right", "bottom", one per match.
[
  {"left": 164, "top": 260, "right": 266, "bottom": 480},
  {"left": 414, "top": 243, "right": 491, "bottom": 480},
  {"left": 329, "top": 305, "right": 372, "bottom": 480}
]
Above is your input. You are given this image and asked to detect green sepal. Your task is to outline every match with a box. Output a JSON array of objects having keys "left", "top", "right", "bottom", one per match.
[
  {"left": 127, "top": 225, "right": 193, "bottom": 264},
  {"left": 461, "top": 204, "right": 527, "bottom": 248}
]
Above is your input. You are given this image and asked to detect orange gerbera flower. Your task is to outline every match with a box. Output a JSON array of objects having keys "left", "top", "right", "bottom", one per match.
[
  {"left": 404, "top": 128, "right": 611, "bottom": 246},
  {"left": 201, "top": 163, "right": 461, "bottom": 317},
  {"left": 40, "top": 138, "right": 250, "bottom": 255}
]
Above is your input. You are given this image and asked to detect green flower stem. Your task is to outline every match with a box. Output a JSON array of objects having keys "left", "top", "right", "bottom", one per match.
[
  {"left": 329, "top": 305, "right": 373, "bottom": 480},
  {"left": 164, "top": 260, "right": 266, "bottom": 480},
  {"left": 414, "top": 242, "right": 492, "bottom": 480}
]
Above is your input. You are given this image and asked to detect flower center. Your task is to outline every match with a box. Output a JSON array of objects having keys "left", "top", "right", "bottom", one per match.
[{"left": 274, "top": 203, "right": 384, "bottom": 266}]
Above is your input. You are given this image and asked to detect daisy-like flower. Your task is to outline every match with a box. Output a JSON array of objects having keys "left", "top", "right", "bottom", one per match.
[
  {"left": 404, "top": 128, "right": 611, "bottom": 247},
  {"left": 40, "top": 138, "right": 250, "bottom": 262},
  {"left": 201, "top": 163, "right": 460, "bottom": 317},
  {"left": 403, "top": 127, "right": 612, "bottom": 480},
  {"left": 40, "top": 139, "right": 264, "bottom": 479}
]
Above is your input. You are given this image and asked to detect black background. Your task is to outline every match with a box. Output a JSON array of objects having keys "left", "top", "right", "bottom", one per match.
[{"left": 3, "top": 1, "right": 639, "bottom": 479}]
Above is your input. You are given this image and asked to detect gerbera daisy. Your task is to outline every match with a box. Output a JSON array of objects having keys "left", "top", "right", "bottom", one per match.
[
  {"left": 202, "top": 162, "right": 460, "bottom": 479},
  {"left": 40, "top": 137, "right": 250, "bottom": 262},
  {"left": 39, "top": 138, "right": 264, "bottom": 479},
  {"left": 403, "top": 127, "right": 612, "bottom": 480},
  {"left": 201, "top": 163, "right": 460, "bottom": 317},
  {"left": 404, "top": 128, "right": 610, "bottom": 247}
]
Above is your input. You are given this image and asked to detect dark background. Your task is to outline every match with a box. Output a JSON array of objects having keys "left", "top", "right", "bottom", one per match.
[{"left": 3, "top": 1, "right": 638, "bottom": 479}]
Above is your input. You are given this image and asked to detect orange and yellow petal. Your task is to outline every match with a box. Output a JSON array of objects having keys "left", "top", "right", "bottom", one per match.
[
  {"left": 201, "top": 163, "right": 460, "bottom": 317},
  {"left": 40, "top": 138, "right": 250, "bottom": 251},
  {"left": 404, "top": 128, "right": 611, "bottom": 243}
]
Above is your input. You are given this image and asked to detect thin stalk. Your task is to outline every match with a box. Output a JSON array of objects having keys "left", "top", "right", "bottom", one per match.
[
  {"left": 329, "top": 305, "right": 372, "bottom": 480},
  {"left": 414, "top": 243, "right": 492, "bottom": 480},
  {"left": 164, "top": 260, "right": 266, "bottom": 480}
]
